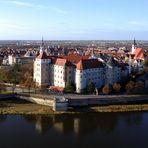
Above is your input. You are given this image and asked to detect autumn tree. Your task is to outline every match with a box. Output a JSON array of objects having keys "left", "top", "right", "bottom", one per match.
[
  {"left": 135, "top": 81, "right": 144, "bottom": 89},
  {"left": 143, "top": 59, "right": 148, "bottom": 72},
  {"left": 0, "top": 68, "right": 8, "bottom": 82},
  {"left": 102, "top": 84, "right": 112, "bottom": 95},
  {"left": 143, "top": 59, "right": 148, "bottom": 67},
  {"left": 126, "top": 81, "right": 135, "bottom": 93},
  {"left": 20, "top": 65, "right": 34, "bottom": 92},
  {"left": 134, "top": 81, "right": 145, "bottom": 94},
  {"left": 23, "top": 77, "right": 33, "bottom": 93},
  {"left": 113, "top": 83, "right": 121, "bottom": 93},
  {"left": 0, "top": 82, "right": 6, "bottom": 93}
]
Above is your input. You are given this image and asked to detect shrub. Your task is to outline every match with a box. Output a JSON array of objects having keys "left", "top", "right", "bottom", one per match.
[
  {"left": 64, "top": 81, "right": 76, "bottom": 93},
  {"left": 87, "top": 81, "right": 95, "bottom": 94}
]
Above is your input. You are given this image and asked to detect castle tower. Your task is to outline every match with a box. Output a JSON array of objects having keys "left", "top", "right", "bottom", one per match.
[{"left": 33, "top": 38, "right": 51, "bottom": 87}]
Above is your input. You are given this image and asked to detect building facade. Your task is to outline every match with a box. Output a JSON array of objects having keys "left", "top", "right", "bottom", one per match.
[
  {"left": 33, "top": 45, "right": 129, "bottom": 93},
  {"left": 33, "top": 49, "right": 51, "bottom": 86}
]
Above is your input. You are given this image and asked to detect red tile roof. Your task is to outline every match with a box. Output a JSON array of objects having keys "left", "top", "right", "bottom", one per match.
[
  {"left": 76, "top": 59, "right": 104, "bottom": 70},
  {"left": 53, "top": 58, "right": 74, "bottom": 67},
  {"left": 36, "top": 51, "right": 48, "bottom": 59},
  {"left": 53, "top": 58, "right": 66, "bottom": 66},
  {"left": 49, "top": 86, "right": 64, "bottom": 92},
  {"left": 133, "top": 48, "right": 144, "bottom": 60},
  {"left": 63, "top": 53, "right": 90, "bottom": 64}
]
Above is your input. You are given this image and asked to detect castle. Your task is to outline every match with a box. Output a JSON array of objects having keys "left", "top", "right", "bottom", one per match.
[{"left": 33, "top": 40, "right": 144, "bottom": 93}]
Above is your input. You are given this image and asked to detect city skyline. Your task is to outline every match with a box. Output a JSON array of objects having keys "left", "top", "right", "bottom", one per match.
[{"left": 0, "top": 0, "right": 148, "bottom": 40}]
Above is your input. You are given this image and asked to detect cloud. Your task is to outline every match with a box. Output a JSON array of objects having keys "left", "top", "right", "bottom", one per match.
[
  {"left": 128, "top": 21, "right": 148, "bottom": 27},
  {"left": 5, "top": 24, "right": 25, "bottom": 30},
  {"left": 0, "top": 0, "right": 67, "bottom": 14},
  {"left": 0, "top": 0, "right": 46, "bottom": 9},
  {"left": 51, "top": 7, "right": 67, "bottom": 14},
  {"left": 0, "top": 22, "right": 25, "bottom": 30}
]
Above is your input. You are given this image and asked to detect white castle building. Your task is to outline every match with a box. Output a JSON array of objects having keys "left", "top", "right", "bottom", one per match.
[{"left": 33, "top": 43, "right": 129, "bottom": 93}]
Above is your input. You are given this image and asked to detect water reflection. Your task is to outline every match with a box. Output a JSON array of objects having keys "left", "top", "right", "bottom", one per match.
[
  {"left": 0, "top": 113, "right": 147, "bottom": 148},
  {"left": 0, "top": 115, "right": 7, "bottom": 124},
  {"left": 23, "top": 115, "right": 53, "bottom": 134},
  {"left": 120, "top": 112, "right": 143, "bottom": 126},
  {"left": 21, "top": 112, "right": 143, "bottom": 136}
]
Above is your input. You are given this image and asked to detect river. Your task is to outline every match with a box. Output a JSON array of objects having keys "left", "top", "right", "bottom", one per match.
[{"left": 0, "top": 112, "right": 148, "bottom": 148}]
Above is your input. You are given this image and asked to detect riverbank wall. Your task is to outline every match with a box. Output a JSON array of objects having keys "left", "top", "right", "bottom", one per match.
[
  {"left": 68, "top": 95, "right": 148, "bottom": 106},
  {"left": 0, "top": 93, "right": 16, "bottom": 99},
  {"left": 17, "top": 94, "right": 148, "bottom": 108},
  {"left": 1, "top": 93, "right": 148, "bottom": 111},
  {"left": 18, "top": 94, "right": 68, "bottom": 111},
  {"left": 18, "top": 94, "right": 54, "bottom": 107}
]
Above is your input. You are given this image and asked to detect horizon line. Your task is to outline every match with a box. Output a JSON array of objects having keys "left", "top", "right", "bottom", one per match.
[{"left": 0, "top": 39, "right": 148, "bottom": 41}]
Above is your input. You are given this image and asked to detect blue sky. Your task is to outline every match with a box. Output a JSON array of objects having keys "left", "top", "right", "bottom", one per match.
[{"left": 0, "top": 0, "right": 148, "bottom": 40}]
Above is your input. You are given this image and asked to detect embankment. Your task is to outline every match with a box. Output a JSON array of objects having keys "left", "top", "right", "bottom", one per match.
[
  {"left": 1, "top": 93, "right": 148, "bottom": 114},
  {"left": 0, "top": 93, "right": 16, "bottom": 99},
  {"left": 68, "top": 95, "right": 148, "bottom": 106}
]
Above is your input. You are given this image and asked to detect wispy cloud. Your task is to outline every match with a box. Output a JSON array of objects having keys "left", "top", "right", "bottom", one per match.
[
  {"left": 0, "top": 0, "right": 47, "bottom": 9},
  {"left": 0, "top": 21, "right": 25, "bottom": 30},
  {"left": 51, "top": 7, "right": 67, "bottom": 14},
  {"left": 5, "top": 24, "right": 25, "bottom": 30},
  {"left": 128, "top": 21, "right": 148, "bottom": 27},
  {"left": 0, "top": 0, "right": 68, "bottom": 14}
]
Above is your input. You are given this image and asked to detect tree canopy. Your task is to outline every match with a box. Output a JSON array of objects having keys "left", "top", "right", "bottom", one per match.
[
  {"left": 64, "top": 81, "right": 76, "bottom": 93},
  {"left": 87, "top": 81, "right": 95, "bottom": 94}
]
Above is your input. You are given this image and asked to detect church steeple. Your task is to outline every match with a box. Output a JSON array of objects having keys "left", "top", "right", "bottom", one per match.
[
  {"left": 37, "top": 37, "right": 48, "bottom": 59},
  {"left": 134, "top": 38, "right": 137, "bottom": 47},
  {"left": 90, "top": 43, "right": 96, "bottom": 59},
  {"left": 42, "top": 36, "right": 44, "bottom": 47},
  {"left": 132, "top": 38, "right": 137, "bottom": 54},
  {"left": 40, "top": 37, "right": 44, "bottom": 53}
]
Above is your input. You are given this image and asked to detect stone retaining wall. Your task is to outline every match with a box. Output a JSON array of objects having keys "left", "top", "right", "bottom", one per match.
[
  {"left": 19, "top": 95, "right": 54, "bottom": 107},
  {"left": 1, "top": 93, "right": 148, "bottom": 110},
  {"left": 19, "top": 94, "right": 68, "bottom": 111},
  {"left": 0, "top": 93, "right": 16, "bottom": 99},
  {"left": 68, "top": 96, "right": 148, "bottom": 107}
]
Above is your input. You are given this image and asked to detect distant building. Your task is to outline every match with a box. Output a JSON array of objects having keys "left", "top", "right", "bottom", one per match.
[
  {"left": 105, "top": 57, "right": 121, "bottom": 85},
  {"left": 6, "top": 49, "right": 36, "bottom": 65},
  {"left": 130, "top": 39, "right": 145, "bottom": 72}
]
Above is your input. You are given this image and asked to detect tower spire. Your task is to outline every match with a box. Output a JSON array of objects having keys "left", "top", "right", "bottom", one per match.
[
  {"left": 131, "top": 38, "right": 137, "bottom": 54},
  {"left": 91, "top": 43, "right": 95, "bottom": 58},
  {"left": 42, "top": 36, "right": 44, "bottom": 47},
  {"left": 40, "top": 37, "right": 44, "bottom": 53},
  {"left": 134, "top": 38, "right": 137, "bottom": 46}
]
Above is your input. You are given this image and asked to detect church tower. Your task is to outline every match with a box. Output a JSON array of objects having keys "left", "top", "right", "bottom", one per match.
[{"left": 131, "top": 38, "right": 137, "bottom": 54}]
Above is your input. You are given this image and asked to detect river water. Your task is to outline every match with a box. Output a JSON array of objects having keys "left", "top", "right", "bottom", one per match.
[{"left": 0, "top": 112, "right": 148, "bottom": 148}]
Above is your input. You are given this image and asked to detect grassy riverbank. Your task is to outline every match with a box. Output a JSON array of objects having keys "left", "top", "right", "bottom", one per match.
[
  {"left": 90, "top": 104, "right": 148, "bottom": 112},
  {"left": 1, "top": 98, "right": 148, "bottom": 115},
  {"left": 0, "top": 99, "right": 54, "bottom": 115}
]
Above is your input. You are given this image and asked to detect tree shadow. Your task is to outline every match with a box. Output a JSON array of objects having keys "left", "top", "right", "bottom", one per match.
[{"left": 0, "top": 98, "right": 33, "bottom": 108}]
